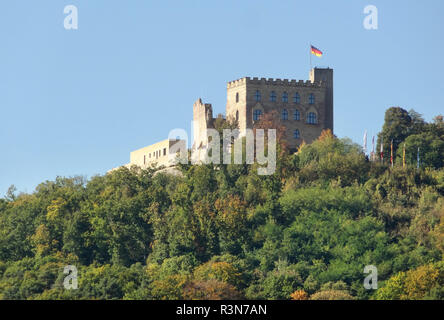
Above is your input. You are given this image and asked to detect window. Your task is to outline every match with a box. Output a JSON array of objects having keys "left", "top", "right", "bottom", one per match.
[
  {"left": 270, "top": 91, "right": 277, "bottom": 102},
  {"left": 255, "top": 90, "right": 261, "bottom": 102},
  {"left": 294, "top": 129, "right": 300, "bottom": 139},
  {"left": 309, "top": 93, "right": 315, "bottom": 104},
  {"left": 307, "top": 112, "right": 317, "bottom": 124},
  {"left": 236, "top": 110, "right": 239, "bottom": 121},
  {"left": 236, "top": 92, "right": 239, "bottom": 103},
  {"left": 282, "top": 109, "right": 288, "bottom": 120},
  {"left": 144, "top": 155, "right": 146, "bottom": 164},
  {"left": 293, "top": 93, "right": 300, "bottom": 104},
  {"left": 293, "top": 109, "right": 300, "bottom": 121},
  {"left": 282, "top": 92, "right": 288, "bottom": 103},
  {"left": 253, "top": 109, "right": 262, "bottom": 121},
  {"left": 163, "top": 148, "right": 167, "bottom": 156},
  {"left": 149, "top": 153, "right": 151, "bottom": 158}
]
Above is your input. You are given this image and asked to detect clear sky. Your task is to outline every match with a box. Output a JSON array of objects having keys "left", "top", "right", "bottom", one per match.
[{"left": 1, "top": 0, "right": 443, "bottom": 196}]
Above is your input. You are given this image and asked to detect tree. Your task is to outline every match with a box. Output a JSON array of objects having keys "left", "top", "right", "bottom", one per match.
[
  {"left": 296, "top": 131, "right": 369, "bottom": 186},
  {"left": 399, "top": 133, "right": 444, "bottom": 169},
  {"left": 377, "top": 107, "right": 412, "bottom": 161},
  {"left": 183, "top": 280, "right": 242, "bottom": 300},
  {"left": 290, "top": 289, "right": 308, "bottom": 300},
  {"left": 193, "top": 261, "right": 241, "bottom": 287},
  {"left": 310, "top": 290, "right": 355, "bottom": 300},
  {"left": 5, "top": 185, "right": 17, "bottom": 202},
  {"left": 255, "top": 110, "right": 288, "bottom": 155},
  {"left": 375, "top": 263, "right": 444, "bottom": 300}
]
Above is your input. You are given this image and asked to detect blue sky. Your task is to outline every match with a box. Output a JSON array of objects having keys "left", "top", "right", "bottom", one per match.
[{"left": 1, "top": 0, "right": 443, "bottom": 195}]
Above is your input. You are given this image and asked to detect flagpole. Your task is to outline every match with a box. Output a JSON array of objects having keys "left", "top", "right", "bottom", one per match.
[
  {"left": 390, "top": 139, "right": 394, "bottom": 168},
  {"left": 417, "top": 147, "right": 420, "bottom": 169},
  {"left": 380, "top": 138, "right": 384, "bottom": 164},
  {"left": 309, "top": 43, "right": 312, "bottom": 70},
  {"left": 402, "top": 143, "right": 406, "bottom": 168}
]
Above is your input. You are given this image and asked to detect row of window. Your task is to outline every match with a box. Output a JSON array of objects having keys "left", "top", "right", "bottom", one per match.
[
  {"left": 253, "top": 109, "right": 317, "bottom": 124},
  {"left": 253, "top": 90, "right": 315, "bottom": 104},
  {"left": 143, "top": 148, "right": 167, "bottom": 164}
]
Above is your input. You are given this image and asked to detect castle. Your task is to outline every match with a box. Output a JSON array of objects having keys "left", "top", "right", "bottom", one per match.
[{"left": 115, "top": 67, "right": 333, "bottom": 170}]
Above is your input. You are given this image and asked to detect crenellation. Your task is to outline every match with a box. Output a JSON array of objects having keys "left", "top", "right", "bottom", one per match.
[
  {"left": 227, "top": 77, "right": 248, "bottom": 88},
  {"left": 241, "top": 77, "right": 325, "bottom": 88}
]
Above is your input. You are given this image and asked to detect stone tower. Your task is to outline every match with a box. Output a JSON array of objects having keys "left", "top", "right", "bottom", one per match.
[
  {"left": 225, "top": 67, "right": 334, "bottom": 150},
  {"left": 192, "top": 98, "right": 215, "bottom": 156},
  {"left": 309, "top": 67, "right": 333, "bottom": 132}
]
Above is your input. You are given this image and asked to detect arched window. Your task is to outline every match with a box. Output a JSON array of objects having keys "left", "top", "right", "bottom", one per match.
[
  {"left": 253, "top": 109, "right": 262, "bottom": 121},
  {"left": 235, "top": 110, "right": 239, "bottom": 121},
  {"left": 309, "top": 93, "right": 315, "bottom": 104},
  {"left": 236, "top": 92, "right": 239, "bottom": 103},
  {"left": 255, "top": 90, "right": 261, "bottom": 102},
  {"left": 293, "top": 92, "right": 300, "bottom": 104},
  {"left": 294, "top": 129, "right": 300, "bottom": 139},
  {"left": 282, "top": 109, "right": 288, "bottom": 120},
  {"left": 307, "top": 112, "right": 317, "bottom": 124},
  {"left": 270, "top": 91, "right": 277, "bottom": 102},
  {"left": 282, "top": 92, "right": 288, "bottom": 103},
  {"left": 293, "top": 109, "right": 300, "bottom": 121}
]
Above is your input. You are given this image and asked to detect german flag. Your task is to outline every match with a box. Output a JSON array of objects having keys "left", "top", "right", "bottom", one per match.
[{"left": 311, "top": 45, "right": 323, "bottom": 57}]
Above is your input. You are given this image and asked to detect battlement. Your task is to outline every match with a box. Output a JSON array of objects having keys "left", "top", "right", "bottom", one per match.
[{"left": 227, "top": 77, "right": 325, "bottom": 89}]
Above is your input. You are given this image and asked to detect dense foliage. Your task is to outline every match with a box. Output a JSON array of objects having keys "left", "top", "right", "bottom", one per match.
[{"left": 0, "top": 108, "right": 443, "bottom": 300}]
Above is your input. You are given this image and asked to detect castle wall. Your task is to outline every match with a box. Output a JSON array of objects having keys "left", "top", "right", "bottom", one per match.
[{"left": 128, "top": 139, "right": 186, "bottom": 169}]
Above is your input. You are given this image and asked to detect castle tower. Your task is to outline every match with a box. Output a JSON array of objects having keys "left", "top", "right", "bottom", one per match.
[
  {"left": 226, "top": 78, "right": 248, "bottom": 135},
  {"left": 192, "top": 98, "right": 214, "bottom": 157},
  {"left": 310, "top": 67, "right": 334, "bottom": 133}
]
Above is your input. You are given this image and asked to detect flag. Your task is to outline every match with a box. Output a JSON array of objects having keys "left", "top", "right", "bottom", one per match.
[
  {"left": 380, "top": 139, "right": 384, "bottom": 163},
  {"left": 417, "top": 147, "right": 420, "bottom": 169},
  {"left": 390, "top": 139, "right": 394, "bottom": 168},
  {"left": 402, "top": 143, "right": 406, "bottom": 168},
  {"left": 363, "top": 130, "right": 367, "bottom": 154},
  {"left": 311, "top": 45, "right": 323, "bottom": 57}
]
